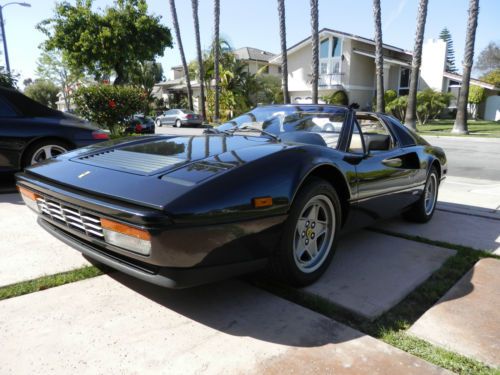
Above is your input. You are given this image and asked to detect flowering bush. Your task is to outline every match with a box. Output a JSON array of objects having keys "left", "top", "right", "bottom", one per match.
[{"left": 73, "top": 84, "right": 146, "bottom": 135}]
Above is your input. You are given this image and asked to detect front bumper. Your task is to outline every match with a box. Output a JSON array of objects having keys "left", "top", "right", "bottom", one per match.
[{"left": 39, "top": 218, "right": 267, "bottom": 288}]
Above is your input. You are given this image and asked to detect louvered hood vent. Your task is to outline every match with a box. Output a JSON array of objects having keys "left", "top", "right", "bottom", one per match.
[{"left": 77, "top": 150, "right": 185, "bottom": 174}]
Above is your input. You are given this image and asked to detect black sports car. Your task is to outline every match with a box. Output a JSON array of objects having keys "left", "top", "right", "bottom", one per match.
[
  {"left": 0, "top": 87, "right": 109, "bottom": 174},
  {"left": 16, "top": 104, "right": 446, "bottom": 288}
]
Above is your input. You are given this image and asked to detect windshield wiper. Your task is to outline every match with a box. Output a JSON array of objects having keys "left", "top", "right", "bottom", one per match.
[{"left": 228, "top": 125, "right": 280, "bottom": 142}]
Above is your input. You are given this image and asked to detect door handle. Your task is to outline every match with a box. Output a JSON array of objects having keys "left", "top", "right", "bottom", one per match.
[{"left": 382, "top": 157, "right": 403, "bottom": 168}]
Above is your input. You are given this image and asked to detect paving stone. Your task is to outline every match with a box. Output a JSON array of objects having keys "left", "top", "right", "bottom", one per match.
[
  {"left": 0, "top": 193, "right": 90, "bottom": 287},
  {"left": 304, "top": 230, "right": 455, "bottom": 320},
  {"left": 373, "top": 210, "right": 500, "bottom": 255},
  {"left": 409, "top": 258, "right": 500, "bottom": 368},
  {"left": 0, "top": 274, "right": 451, "bottom": 375}
]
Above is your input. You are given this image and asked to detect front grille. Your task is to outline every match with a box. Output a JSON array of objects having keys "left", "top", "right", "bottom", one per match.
[{"left": 36, "top": 196, "right": 104, "bottom": 239}]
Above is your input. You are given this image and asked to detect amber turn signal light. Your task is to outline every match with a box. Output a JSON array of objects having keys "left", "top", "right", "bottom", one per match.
[
  {"left": 100, "top": 218, "right": 151, "bottom": 241},
  {"left": 18, "top": 186, "right": 39, "bottom": 201},
  {"left": 252, "top": 197, "right": 273, "bottom": 208}
]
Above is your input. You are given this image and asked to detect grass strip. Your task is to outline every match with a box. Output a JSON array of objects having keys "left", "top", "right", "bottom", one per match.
[
  {"left": 0, "top": 266, "right": 104, "bottom": 301},
  {"left": 251, "top": 232, "right": 500, "bottom": 374}
]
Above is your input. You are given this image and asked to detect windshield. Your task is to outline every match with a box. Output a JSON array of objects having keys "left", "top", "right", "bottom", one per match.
[{"left": 218, "top": 105, "right": 347, "bottom": 136}]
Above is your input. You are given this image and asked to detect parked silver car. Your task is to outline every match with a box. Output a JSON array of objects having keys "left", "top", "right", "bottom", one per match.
[{"left": 155, "top": 109, "right": 203, "bottom": 127}]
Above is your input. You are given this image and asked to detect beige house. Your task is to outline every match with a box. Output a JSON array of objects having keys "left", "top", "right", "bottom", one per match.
[{"left": 155, "top": 47, "right": 279, "bottom": 112}]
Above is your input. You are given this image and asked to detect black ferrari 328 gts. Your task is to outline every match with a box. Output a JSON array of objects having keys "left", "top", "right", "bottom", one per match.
[{"left": 16, "top": 105, "right": 446, "bottom": 288}]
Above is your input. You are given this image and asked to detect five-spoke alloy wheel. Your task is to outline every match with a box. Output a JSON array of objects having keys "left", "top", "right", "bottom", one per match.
[
  {"left": 403, "top": 166, "right": 440, "bottom": 223},
  {"left": 23, "top": 140, "right": 70, "bottom": 167},
  {"left": 272, "top": 177, "right": 341, "bottom": 286}
]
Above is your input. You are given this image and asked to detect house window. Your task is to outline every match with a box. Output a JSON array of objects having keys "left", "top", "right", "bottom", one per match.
[
  {"left": 331, "top": 37, "right": 341, "bottom": 57},
  {"left": 320, "top": 39, "right": 329, "bottom": 58},
  {"left": 399, "top": 67, "right": 410, "bottom": 96}
]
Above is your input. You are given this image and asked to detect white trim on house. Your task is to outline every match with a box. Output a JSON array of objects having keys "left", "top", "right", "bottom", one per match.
[
  {"left": 352, "top": 49, "right": 411, "bottom": 67},
  {"left": 443, "top": 71, "right": 500, "bottom": 91}
]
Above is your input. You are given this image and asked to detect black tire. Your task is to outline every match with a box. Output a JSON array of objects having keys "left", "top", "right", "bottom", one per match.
[
  {"left": 403, "top": 166, "right": 439, "bottom": 223},
  {"left": 22, "top": 139, "right": 71, "bottom": 168},
  {"left": 271, "top": 177, "right": 341, "bottom": 287},
  {"left": 175, "top": 119, "right": 181, "bottom": 128}
]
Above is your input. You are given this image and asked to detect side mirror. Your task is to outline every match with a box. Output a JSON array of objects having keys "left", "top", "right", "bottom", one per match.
[{"left": 364, "top": 134, "right": 391, "bottom": 152}]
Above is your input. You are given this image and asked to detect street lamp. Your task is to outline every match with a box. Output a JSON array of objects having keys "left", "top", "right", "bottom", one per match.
[{"left": 0, "top": 2, "right": 31, "bottom": 73}]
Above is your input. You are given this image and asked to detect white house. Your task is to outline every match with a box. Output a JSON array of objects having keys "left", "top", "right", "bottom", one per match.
[{"left": 272, "top": 28, "right": 499, "bottom": 116}]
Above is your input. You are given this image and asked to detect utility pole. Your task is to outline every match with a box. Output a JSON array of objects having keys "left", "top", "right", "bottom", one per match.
[{"left": 0, "top": 2, "right": 31, "bottom": 73}]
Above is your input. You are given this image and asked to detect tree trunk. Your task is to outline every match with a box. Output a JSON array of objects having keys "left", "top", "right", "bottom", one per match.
[
  {"left": 310, "top": 0, "right": 319, "bottom": 104},
  {"left": 277, "top": 0, "right": 290, "bottom": 104},
  {"left": 213, "top": 0, "right": 220, "bottom": 121},
  {"left": 453, "top": 0, "right": 480, "bottom": 135},
  {"left": 169, "top": 0, "right": 193, "bottom": 111},
  {"left": 373, "top": 0, "right": 385, "bottom": 112},
  {"left": 405, "top": 0, "right": 429, "bottom": 130},
  {"left": 191, "top": 0, "right": 206, "bottom": 121}
]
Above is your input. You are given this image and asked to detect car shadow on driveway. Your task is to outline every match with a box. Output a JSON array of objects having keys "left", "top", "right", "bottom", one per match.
[{"left": 106, "top": 271, "right": 365, "bottom": 347}]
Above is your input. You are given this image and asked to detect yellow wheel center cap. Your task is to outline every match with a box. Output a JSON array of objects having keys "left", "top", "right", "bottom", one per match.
[{"left": 306, "top": 228, "right": 314, "bottom": 239}]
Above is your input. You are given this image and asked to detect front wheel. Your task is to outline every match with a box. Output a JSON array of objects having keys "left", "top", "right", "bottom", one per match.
[
  {"left": 271, "top": 177, "right": 341, "bottom": 287},
  {"left": 403, "top": 166, "right": 439, "bottom": 223}
]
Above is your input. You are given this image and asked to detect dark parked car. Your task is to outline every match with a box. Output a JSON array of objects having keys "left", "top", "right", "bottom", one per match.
[
  {"left": 155, "top": 108, "right": 202, "bottom": 127},
  {"left": 125, "top": 115, "right": 155, "bottom": 134},
  {"left": 0, "top": 87, "right": 109, "bottom": 174},
  {"left": 16, "top": 104, "right": 446, "bottom": 289}
]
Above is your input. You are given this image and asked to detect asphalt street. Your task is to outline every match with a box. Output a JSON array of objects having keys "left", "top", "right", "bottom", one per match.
[{"left": 425, "top": 136, "right": 500, "bottom": 181}]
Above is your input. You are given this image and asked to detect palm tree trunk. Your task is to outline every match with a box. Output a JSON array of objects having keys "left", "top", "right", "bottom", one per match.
[
  {"left": 453, "top": 0, "right": 480, "bottom": 135},
  {"left": 213, "top": 0, "right": 220, "bottom": 121},
  {"left": 404, "top": 0, "right": 429, "bottom": 130},
  {"left": 277, "top": 0, "right": 290, "bottom": 104},
  {"left": 169, "top": 0, "right": 193, "bottom": 111},
  {"left": 373, "top": 0, "right": 385, "bottom": 112},
  {"left": 191, "top": 0, "right": 207, "bottom": 121},
  {"left": 310, "top": 0, "right": 319, "bottom": 104}
]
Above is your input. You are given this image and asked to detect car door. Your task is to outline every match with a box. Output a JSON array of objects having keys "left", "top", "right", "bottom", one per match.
[{"left": 349, "top": 114, "right": 421, "bottom": 223}]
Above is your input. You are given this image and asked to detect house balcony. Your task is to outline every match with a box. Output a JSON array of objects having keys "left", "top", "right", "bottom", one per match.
[{"left": 318, "top": 73, "right": 344, "bottom": 89}]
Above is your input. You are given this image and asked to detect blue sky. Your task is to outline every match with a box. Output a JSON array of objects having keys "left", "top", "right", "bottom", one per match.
[{"left": 4, "top": 0, "right": 499, "bottom": 86}]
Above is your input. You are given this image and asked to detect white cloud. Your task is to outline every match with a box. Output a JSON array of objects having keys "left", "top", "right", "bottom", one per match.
[{"left": 383, "top": 0, "right": 408, "bottom": 32}]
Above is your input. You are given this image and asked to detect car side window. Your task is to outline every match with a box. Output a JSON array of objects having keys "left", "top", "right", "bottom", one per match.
[
  {"left": 348, "top": 121, "right": 364, "bottom": 153},
  {"left": 0, "top": 98, "right": 18, "bottom": 118},
  {"left": 355, "top": 114, "right": 396, "bottom": 152}
]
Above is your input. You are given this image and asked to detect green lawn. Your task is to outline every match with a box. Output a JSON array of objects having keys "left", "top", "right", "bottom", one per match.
[{"left": 417, "top": 119, "right": 500, "bottom": 138}]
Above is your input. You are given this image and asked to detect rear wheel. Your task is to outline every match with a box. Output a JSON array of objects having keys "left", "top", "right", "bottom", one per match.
[
  {"left": 271, "top": 177, "right": 341, "bottom": 286},
  {"left": 155, "top": 119, "right": 162, "bottom": 127},
  {"left": 23, "top": 140, "right": 70, "bottom": 167},
  {"left": 175, "top": 119, "right": 181, "bottom": 128},
  {"left": 403, "top": 166, "right": 439, "bottom": 223}
]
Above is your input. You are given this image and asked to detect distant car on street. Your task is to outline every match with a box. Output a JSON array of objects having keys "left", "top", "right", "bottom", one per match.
[
  {"left": 155, "top": 109, "right": 202, "bottom": 127},
  {"left": 125, "top": 115, "right": 155, "bottom": 134},
  {"left": 0, "top": 87, "right": 109, "bottom": 174}
]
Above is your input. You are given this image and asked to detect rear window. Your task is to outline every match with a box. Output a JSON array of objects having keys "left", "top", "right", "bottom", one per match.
[
  {"left": 181, "top": 109, "right": 195, "bottom": 114},
  {"left": 385, "top": 116, "right": 417, "bottom": 147}
]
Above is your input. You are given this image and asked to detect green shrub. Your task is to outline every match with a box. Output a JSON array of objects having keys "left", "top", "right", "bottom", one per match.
[
  {"left": 323, "top": 90, "right": 349, "bottom": 105},
  {"left": 384, "top": 89, "right": 397, "bottom": 104},
  {"left": 468, "top": 85, "right": 485, "bottom": 119},
  {"left": 73, "top": 84, "right": 146, "bottom": 135},
  {"left": 24, "top": 80, "right": 60, "bottom": 109},
  {"left": 386, "top": 95, "right": 408, "bottom": 121},
  {"left": 416, "top": 89, "right": 453, "bottom": 125}
]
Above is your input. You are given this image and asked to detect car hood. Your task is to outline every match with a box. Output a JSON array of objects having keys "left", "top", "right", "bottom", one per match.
[{"left": 22, "top": 135, "right": 290, "bottom": 209}]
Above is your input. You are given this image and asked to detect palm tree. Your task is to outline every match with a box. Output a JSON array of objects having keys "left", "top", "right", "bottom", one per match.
[
  {"left": 169, "top": 0, "right": 193, "bottom": 111},
  {"left": 310, "top": 0, "right": 319, "bottom": 104},
  {"left": 404, "top": 0, "right": 429, "bottom": 130},
  {"left": 191, "top": 0, "right": 206, "bottom": 121},
  {"left": 213, "top": 0, "right": 220, "bottom": 122},
  {"left": 277, "top": 0, "right": 290, "bottom": 103},
  {"left": 452, "top": 0, "right": 480, "bottom": 135},
  {"left": 373, "top": 0, "right": 385, "bottom": 112}
]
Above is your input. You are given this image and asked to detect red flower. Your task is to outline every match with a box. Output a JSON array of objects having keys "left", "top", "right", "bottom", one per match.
[{"left": 108, "top": 99, "right": 116, "bottom": 109}]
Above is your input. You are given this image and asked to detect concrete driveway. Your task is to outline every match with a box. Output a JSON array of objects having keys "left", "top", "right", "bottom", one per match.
[{"left": 1, "top": 127, "right": 499, "bottom": 373}]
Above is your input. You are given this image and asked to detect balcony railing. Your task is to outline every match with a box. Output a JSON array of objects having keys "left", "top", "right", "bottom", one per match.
[{"left": 319, "top": 73, "right": 343, "bottom": 88}]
